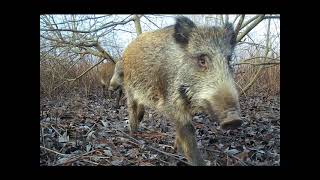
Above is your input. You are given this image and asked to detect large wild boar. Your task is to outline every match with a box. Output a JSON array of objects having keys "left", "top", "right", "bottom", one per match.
[{"left": 123, "top": 16, "right": 242, "bottom": 166}]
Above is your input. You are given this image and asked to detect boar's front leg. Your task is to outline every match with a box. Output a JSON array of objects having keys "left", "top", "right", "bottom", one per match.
[
  {"left": 127, "top": 97, "right": 139, "bottom": 134},
  {"left": 127, "top": 96, "right": 145, "bottom": 135},
  {"left": 115, "top": 88, "right": 123, "bottom": 109},
  {"left": 137, "top": 104, "right": 145, "bottom": 122},
  {"left": 102, "top": 84, "right": 106, "bottom": 97},
  {"left": 175, "top": 121, "right": 205, "bottom": 166}
]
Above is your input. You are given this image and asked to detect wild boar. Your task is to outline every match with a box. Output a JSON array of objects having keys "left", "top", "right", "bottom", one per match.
[
  {"left": 123, "top": 16, "right": 242, "bottom": 166},
  {"left": 98, "top": 60, "right": 115, "bottom": 98},
  {"left": 109, "top": 59, "right": 124, "bottom": 108}
]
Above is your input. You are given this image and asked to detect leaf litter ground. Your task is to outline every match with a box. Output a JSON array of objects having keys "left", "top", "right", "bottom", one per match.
[{"left": 40, "top": 90, "right": 280, "bottom": 166}]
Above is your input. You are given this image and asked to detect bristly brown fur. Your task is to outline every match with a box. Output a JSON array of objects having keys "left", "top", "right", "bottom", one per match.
[{"left": 123, "top": 16, "right": 242, "bottom": 166}]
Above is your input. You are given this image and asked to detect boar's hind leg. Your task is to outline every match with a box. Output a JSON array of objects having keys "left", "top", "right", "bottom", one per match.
[
  {"left": 176, "top": 122, "right": 205, "bottom": 166},
  {"left": 137, "top": 104, "right": 145, "bottom": 122},
  {"left": 102, "top": 85, "right": 106, "bottom": 97},
  {"left": 108, "top": 89, "right": 112, "bottom": 99},
  {"left": 115, "top": 88, "right": 123, "bottom": 108}
]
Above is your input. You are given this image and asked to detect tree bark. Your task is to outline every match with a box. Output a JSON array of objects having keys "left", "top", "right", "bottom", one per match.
[{"left": 133, "top": 15, "right": 142, "bottom": 35}]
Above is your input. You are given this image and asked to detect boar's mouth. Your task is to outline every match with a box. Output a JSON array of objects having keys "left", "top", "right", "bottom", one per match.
[
  {"left": 203, "top": 100, "right": 242, "bottom": 130},
  {"left": 220, "top": 110, "right": 242, "bottom": 130}
]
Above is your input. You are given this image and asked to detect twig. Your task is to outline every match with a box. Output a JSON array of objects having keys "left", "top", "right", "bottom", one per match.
[
  {"left": 158, "top": 144, "right": 175, "bottom": 149},
  {"left": 51, "top": 56, "right": 106, "bottom": 93},
  {"left": 54, "top": 150, "right": 97, "bottom": 166},
  {"left": 82, "top": 155, "right": 112, "bottom": 165},
  {"left": 50, "top": 125, "right": 62, "bottom": 136},
  {"left": 233, "top": 62, "right": 280, "bottom": 66},
  {"left": 143, "top": 15, "right": 160, "bottom": 29},
  {"left": 40, "top": 17, "right": 135, "bottom": 33},
  {"left": 85, "top": 122, "right": 97, "bottom": 136},
  {"left": 234, "top": 56, "right": 280, "bottom": 63},
  {"left": 264, "top": 16, "right": 280, "bottom": 19},
  {"left": 226, "top": 154, "right": 229, "bottom": 166},
  {"left": 40, "top": 146, "right": 69, "bottom": 156},
  {"left": 140, "top": 126, "right": 175, "bottom": 138},
  {"left": 156, "top": 156, "right": 171, "bottom": 165},
  {"left": 235, "top": 81, "right": 247, "bottom": 98},
  {"left": 41, "top": 127, "right": 45, "bottom": 147},
  {"left": 81, "top": 159, "right": 100, "bottom": 165},
  {"left": 228, "top": 153, "right": 252, "bottom": 166},
  {"left": 232, "top": 15, "right": 240, "bottom": 24},
  {"left": 116, "top": 129, "right": 192, "bottom": 166},
  {"left": 212, "top": 144, "right": 248, "bottom": 166},
  {"left": 203, "top": 148, "right": 221, "bottom": 153}
]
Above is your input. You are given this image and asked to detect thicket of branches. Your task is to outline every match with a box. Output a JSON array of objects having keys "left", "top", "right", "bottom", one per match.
[{"left": 40, "top": 14, "right": 280, "bottom": 99}]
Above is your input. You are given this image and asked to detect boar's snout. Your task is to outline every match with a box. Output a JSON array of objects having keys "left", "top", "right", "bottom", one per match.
[
  {"left": 203, "top": 83, "right": 242, "bottom": 130},
  {"left": 220, "top": 110, "right": 242, "bottom": 130}
]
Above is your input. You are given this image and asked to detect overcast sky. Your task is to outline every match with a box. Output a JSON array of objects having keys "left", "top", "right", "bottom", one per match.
[
  {"left": 41, "top": 14, "right": 280, "bottom": 62},
  {"left": 113, "top": 14, "right": 279, "bottom": 48}
]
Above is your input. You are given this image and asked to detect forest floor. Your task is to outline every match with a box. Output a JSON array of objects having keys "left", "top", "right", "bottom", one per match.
[{"left": 40, "top": 90, "right": 280, "bottom": 166}]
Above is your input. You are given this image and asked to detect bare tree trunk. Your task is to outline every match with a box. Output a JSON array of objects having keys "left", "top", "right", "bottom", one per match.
[
  {"left": 235, "top": 15, "right": 245, "bottom": 38},
  {"left": 236, "top": 15, "right": 265, "bottom": 43},
  {"left": 225, "top": 15, "right": 229, "bottom": 24},
  {"left": 133, "top": 15, "right": 142, "bottom": 35},
  {"left": 220, "top": 15, "right": 224, "bottom": 25}
]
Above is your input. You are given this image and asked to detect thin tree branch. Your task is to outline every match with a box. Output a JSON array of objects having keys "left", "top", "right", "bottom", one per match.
[
  {"left": 40, "top": 34, "right": 98, "bottom": 47},
  {"left": 232, "top": 61, "right": 280, "bottom": 66},
  {"left": 264, "top": 16, "right": 280, "bottom": 19},
  {"left": 54, "top": 150, "right": 97, "bottom": 166},
  {"left": 51, "top": 57, "right": 106, "bottom": 93},
  {"left": 65, "top": 57, "right": 106, "bottom": 82},
  {"left": 234, "top": 15, "right": 245, "bottom": 38},
  {"left": 143, "top": 15, "right": 160, "bottom": 29},
  {"left": 236, "top": 15, "right": 265, "bottom": 43},
  {"left": 232, "top": 15, "right": 240, "bottom": 25},
  {"left": 116, "top": 129, "right": 192, "bottom": 166},
  {"left": 40, "top": 146, "right": 68, "bottom": 156},
  {"left": 40, "top": 17, "right": 135, "bottom": 34},
  {"left": 235, "top": 56, "right": 280, "bottom": 63},
  {"left": 44, "top": 15, "right": 109, "bottom": 26},
  {"left": 240, "top": 15, "right": 260, "bottom": 30}
]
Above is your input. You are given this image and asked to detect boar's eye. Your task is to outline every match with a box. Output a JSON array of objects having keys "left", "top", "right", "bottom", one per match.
[{"left": 197, "top": 54, "right": 208, "bottom": 69}]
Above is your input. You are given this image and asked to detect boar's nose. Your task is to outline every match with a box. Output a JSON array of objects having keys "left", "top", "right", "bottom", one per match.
[{"left": 220, "top": 110, "right": 242, "bottom": 130}]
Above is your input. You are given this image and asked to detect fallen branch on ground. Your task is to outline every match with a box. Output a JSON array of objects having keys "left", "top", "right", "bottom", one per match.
[
  {"left": 54, "top": 150, "right": 97, "bottom": 166},
  {"left": 116, "top": 129, "right": 192, "bottom": 166},
  {"left": 40, "top": 146, "right": 69, "bottom": 156}
]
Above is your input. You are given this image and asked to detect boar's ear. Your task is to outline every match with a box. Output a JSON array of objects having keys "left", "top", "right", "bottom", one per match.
[
  {"left": 174, "top": 16, "right": 196, "bottom": 45},
  {"left": 223, "top": 23, "right": 236, "bottom": 47}
]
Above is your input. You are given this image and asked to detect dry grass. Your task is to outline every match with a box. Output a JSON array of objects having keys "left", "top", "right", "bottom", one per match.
[
  {"left": 40, "top": 58, "right": 101, "bottom": 99},
  {"left": 40, "top": 57, "right": 280, "bottom": 99},
  {"left": 234, "top": 62, "right": 280, "bottom": 97}
]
